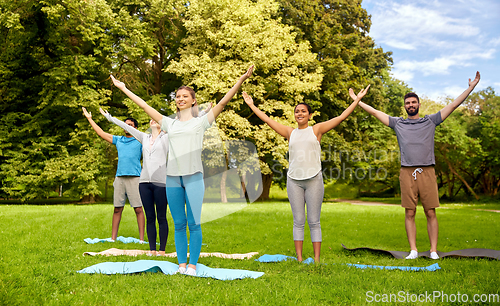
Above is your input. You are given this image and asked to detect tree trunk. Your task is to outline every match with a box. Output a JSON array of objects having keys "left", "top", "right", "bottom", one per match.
[
  {"left": 258, "top": 173, "right": 273, "bottom": 201},
  {"left": 104, "top": 178, "right": 108, "bottom": 202},
  {"left": 80, "top": 195, "right": 96, "bottom": 203},
  {"left": 153, "top": 27, "right": 165, "bottom": 95},
  {"left": 442, "top": 152, "right": 479, "bottom": 200},
  {"left": 240, "top": 172, "right": 247, "bottom": 199},
  {"left": 494, "top": 178, "right": 500, "bottom": 196},
  {"left": 447, "top": 171, "right": 453, "bottom": 198},
  {"left": 220, "top": 170, "right": 227, "bottom": 203}
]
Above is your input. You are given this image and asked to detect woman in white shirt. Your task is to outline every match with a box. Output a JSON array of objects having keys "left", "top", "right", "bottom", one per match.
[
  {"left": 100, "top": 109, "right": 169, "bottom": 256},
  {"left": 110, "top": 66, "right": 253, "bottom": 275},
  {"left": 243, "top": 85, "right": 369, "bottom": 263}
]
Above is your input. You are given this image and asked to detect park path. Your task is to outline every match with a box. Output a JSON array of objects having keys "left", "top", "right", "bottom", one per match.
[{"left": 329, "top": 199, "right": 500, "bottom": 213}]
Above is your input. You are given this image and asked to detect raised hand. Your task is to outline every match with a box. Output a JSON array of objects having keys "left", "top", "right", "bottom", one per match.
[
  {"left": 349, "top": 84, "right": 371, "bottom": 101},
  {"left": 110, "top": 75, "right": 126, "bottom": 90},
  {"left": 99, "top": 108, "right": 110, "bottom": 117},
  {"left": 355, "top": 84, "right": 371, "bottom": 100},
  {"left": 240, "top": 65, "right": 254, "bottom": 82},
  {"left": 82, "top": 107, "right": 92, "bottom": 119},
  {"left": 349, "top": 88, "right": 357, "bottom": 101},
  {"left": 82, "top": 107, "right": 113, "bottom": 143},
  {"left": 469, "top": 71, "right": 480, "bottom": 88},
  {"left": 242, "top": 92, "right": 254, "bottom": 106}
]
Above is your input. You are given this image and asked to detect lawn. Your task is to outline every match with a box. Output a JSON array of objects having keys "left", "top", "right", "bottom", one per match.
[{"left": 0, "top": 201, "right": 499, "bottom": 305}]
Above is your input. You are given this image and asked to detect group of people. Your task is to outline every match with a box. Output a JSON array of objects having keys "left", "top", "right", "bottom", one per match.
[{"left": 83, "top": 65, "right": 481, "bottom": 274}]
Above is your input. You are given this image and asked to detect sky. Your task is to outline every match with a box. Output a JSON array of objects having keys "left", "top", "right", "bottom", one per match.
[{"left": 362, "top": 0, "right": 500, "bottom": 101}]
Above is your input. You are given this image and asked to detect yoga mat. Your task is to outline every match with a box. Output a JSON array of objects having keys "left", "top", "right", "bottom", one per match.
[
  {"left": 342, "top": 244, "right": 500, "bottom": 260},
  {"left": 77, "top": 260, "right": 264, "bottom": 280},
  {"left": 84, "top": 236, "right": 148, "bottom": 244},
  {"left": 256, "top": 254, "right": 439, "bottom": 271},
  {"left": 255, "top": 254, "right": 314, "bottom": 264},
  {"left": 346, "top": 263, "right": 441, "bottom": 272},
  {"left": 83, "top": 237, "right": 206, "bottom": 246},
  {"left": 83, "top": 248, "right": 258, "bottom": 260}
]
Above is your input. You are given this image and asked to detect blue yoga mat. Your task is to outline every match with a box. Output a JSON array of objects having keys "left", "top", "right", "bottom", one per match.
[
  {"left": 256, "top": 254, "right": 314, "bottom": 264},
  {"left": 346, "top": 263, "right": 441, "bottom": 272},
  {"left": 84, "top": 236, "right": 148, "bottom": 244},
  {"left": 256, "top": 254, "right": 440, "bottom": 272},
  {"left": 77, "top": 260, "right": 264, "bottom": 281}
]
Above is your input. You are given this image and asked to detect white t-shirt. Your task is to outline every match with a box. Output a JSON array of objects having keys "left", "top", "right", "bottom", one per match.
[{"left": 161, "top": 114, "right": 212, "bottom": 176}]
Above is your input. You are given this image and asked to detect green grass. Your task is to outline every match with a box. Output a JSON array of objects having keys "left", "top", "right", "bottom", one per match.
[{"left": 0, "top": 202, "right": 499, "bottom": 305}]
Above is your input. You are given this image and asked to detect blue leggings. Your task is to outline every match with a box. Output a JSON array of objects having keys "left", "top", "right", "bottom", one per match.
[{"left": 166, "top": 173, "right": 204, "bottom": 266}]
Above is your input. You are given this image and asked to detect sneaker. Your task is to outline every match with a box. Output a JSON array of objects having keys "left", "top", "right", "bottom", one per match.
[
  {"left": 185, "top": 267, "right": 197, "bottom": 276},
  {"left": 405, "top": 250, "right": 418, "bottom": 259},
  {"left": 175, "top": 267, "right": 186, "bottom": 274},
  {"left": 430, "top": 252, "right": 439, "bottom": 260}
]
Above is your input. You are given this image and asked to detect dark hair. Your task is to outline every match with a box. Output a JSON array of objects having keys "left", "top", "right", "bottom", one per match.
[
  {"left": 294, "top": 102, "right": 312, "bottom": 114},
  {"left": 176, "top": 85, "right": 199, "bottom": 118},
  {"left": 124, "top": 117, "right": 138, "bottom": 128},
  {"left": 404, "top": 92, "right": 420, "bottom": 103}
]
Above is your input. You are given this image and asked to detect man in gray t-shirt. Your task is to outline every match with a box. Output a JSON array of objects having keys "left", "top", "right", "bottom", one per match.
[{"left": 354, "top": 71, "right": 480, "bottom": 260}]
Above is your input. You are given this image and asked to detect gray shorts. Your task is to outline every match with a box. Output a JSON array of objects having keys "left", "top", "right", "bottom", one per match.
[{"left": 113, "top": 176, "right": 143, "bottom": 208}]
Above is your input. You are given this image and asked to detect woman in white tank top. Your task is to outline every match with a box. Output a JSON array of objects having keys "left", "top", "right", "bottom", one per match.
[{"left": 243, "top": 85, "right": 369, "bottom": 263}]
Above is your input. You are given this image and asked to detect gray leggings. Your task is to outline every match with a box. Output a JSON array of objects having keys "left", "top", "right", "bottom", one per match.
[{"left": 287, "top": 172, "right": 324, "bottom": 242}]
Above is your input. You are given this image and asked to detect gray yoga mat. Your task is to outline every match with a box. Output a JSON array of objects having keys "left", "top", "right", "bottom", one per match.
[{"left": 342, "top": 244, "right": 500, "bottom": 260}]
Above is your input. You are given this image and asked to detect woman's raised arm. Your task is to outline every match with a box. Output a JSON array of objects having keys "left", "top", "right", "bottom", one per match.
[
  {"left": 110, "top": 75, "right": 164, "bottom": 124},
  {"left": 209, "top": 66, "right": 254, "bottom": 124},
  {"left": 243, "top": 92, "right": 293, "bottom": 140}
]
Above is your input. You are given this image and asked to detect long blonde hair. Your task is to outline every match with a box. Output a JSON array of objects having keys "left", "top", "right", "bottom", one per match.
[{"left": 176, "top": 86, "right": 199, "bottom": 119}]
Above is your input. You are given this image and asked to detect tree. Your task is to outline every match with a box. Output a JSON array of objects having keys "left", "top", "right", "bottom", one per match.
[
  {"left": 463, "top": 88, "right": 500, "bottom": 196},
  {"left": 348, "top": 71, "right": 408, "bottom": 196},
  {"left": 274, "top": 0, "right": 393, "bottom": 188},
  {"left": 430, "top": 99, "right": 482, "bottom": 200},
  {"left": 0, "top": 0, "right": 193, "bottom": 201},
  {"left": 166, "top": 0, "right": 323, "bottom": 200},
  {"left": 0, "top": 0, "right": 118, "bottom": 200}
]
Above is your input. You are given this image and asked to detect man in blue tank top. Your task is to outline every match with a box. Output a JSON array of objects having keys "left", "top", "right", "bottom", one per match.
[
  {"left": 354, "top": 72, "right": 480, "bottom": 259},
  {"left": 83, "top": 107, "right": 145, "bottom": 242}
]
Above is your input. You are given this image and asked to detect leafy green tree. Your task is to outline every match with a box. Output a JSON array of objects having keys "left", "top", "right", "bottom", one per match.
[
  {"left": 422, "top": 98, "right": 481, "bottom": 200},
  {"left": 351, "top": 71, "right": 408, "bottom": 195},
  {"left": 166, "top": 0, "right": 323, "bottom": 199},
  {"left": 274, "top": 0, "right": 394, "bottom": 190},
  {"left": 0, "top": 0, "right": 192, "bottom": 201},
  {"left": 0, "top": 0, "right": 117, "bottom": 200},
  {"left": 463, "top": 88, "right": 500, "bottom": 197}
]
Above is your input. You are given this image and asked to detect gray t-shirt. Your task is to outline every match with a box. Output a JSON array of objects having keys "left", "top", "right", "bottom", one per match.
[{"left": 388, "top": 112, "right": 443, "bottom": 167}]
